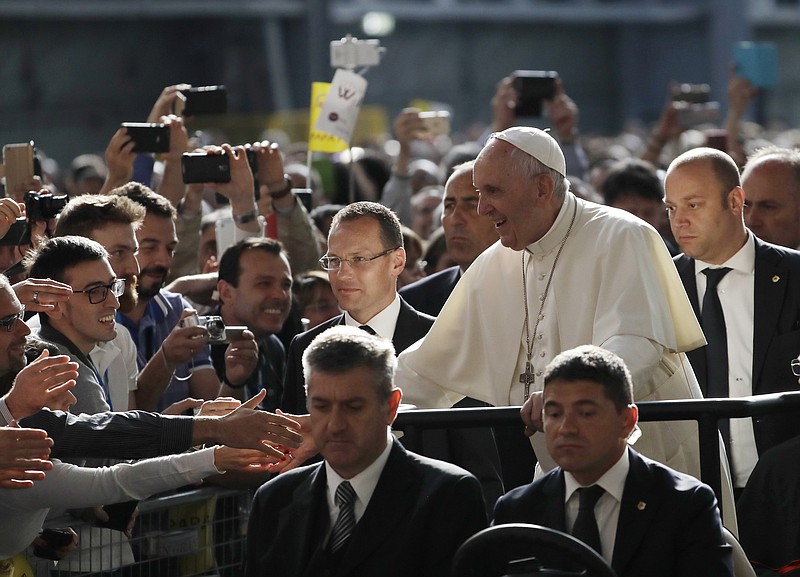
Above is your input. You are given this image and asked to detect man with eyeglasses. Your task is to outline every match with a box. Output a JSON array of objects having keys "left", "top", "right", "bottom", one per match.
[
  {"left": 281, "top": 201, "right": 434, "bottom": 414},
  {"left": 53, "top": 192, "right": 258, "bottom": 414},
  {"left": 25, "top": 236, "right": 125, "bottom": 415}
]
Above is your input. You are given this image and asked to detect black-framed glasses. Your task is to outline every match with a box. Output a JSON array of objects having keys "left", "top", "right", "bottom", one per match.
[
  {"left": 0, "top": 306, "right": 24, "bottom": 332},
  {"left": 319, "top": 247, "right": 400, "bottom": 271},
  {"left": 73, "top": 278, "right": 125, "bottom": 305}
]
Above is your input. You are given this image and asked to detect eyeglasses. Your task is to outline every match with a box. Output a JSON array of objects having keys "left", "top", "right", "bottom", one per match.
[
  {"left": 0, "top": 307, "right": 25, "bottom": 332},
  {"left": 319, "top": 247, "right": 399, "bottom": 271},
  {"left": 73, "top": 278, "right": 125, "bottom": 305}
]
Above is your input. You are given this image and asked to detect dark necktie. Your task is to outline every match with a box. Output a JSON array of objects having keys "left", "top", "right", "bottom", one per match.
[
  {"left": 571, "top": 485, "right": 605, "bottom": 554},
  {"left": 701, "top": 267, "right": 732, "bottom": 445},
  {"left": 358, "top": 324, "right": 376, "bottom": 335},
  {"left": 328, "top": 481, "right": 356, "bottom": 553}
]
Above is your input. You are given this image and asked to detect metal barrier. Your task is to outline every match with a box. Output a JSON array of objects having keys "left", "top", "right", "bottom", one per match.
[
  {"left": 393, "top": 390, "right": 800, "bottom": 507},
  {"left": 35, "top": 391, "right": 800, "bottom": 575},
  {"left": 43, "top": 486, "right": 252, "bottom": 577}
]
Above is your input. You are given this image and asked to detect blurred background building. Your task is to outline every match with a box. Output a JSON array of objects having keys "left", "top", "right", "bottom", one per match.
[{"left": 0, "top": 0, "right": 798, "bottom": 167}]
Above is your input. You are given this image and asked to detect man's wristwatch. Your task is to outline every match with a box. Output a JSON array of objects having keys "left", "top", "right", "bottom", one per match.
[{"left": 233, "top": 211, "right": 259, "bottom": 225}]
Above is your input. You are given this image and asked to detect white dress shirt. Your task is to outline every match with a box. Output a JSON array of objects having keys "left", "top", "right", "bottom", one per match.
[
  {"left": 694, "top": 233, "right": 757, "bottom": 487},
  {"left": 324, "top": 431, "right": 394, "bottom": 543},
  {"left": 564, "top": 450, "right": 629, "bottom": 564}
]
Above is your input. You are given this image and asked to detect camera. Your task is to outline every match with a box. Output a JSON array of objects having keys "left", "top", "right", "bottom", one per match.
[
  {"left": 330, "top": 35, "right": 385, "bottom": 69},
  {"left": 513, "top": 70, "right": 559, "bottom": 117},
  {"left": 671, "top": 83, "right": 711, "bottom": 104},
  {"left": 176, "top": 85, "right": 228, "bottom": 117},
  {"left": 180, "top": 314, "right": 247, "bottom": 344},
  {"left": 677, "top": 102, "right": 720, "bottom": 128},
  {"left": 0, "top": 190, "right": 66, "bottom": 247},
  {"left": 25, "top": 190, "right": 68, "bottom": 222},
  {"left": 121, "top": 122, "right": 170, "bottom": 153}
]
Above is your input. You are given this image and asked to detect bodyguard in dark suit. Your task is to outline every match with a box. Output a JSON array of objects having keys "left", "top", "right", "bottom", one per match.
[
  {"left": 246, "top": 326, "right": 487, "bottom": 577},
  {"left": 399, "top": 160, "right": 498, "bottom": 317},
  {"left": 282, "top": 297, "right": 433, "bottom": 413},
  {"left": 493, "top": 345, "right": 732, "bottom": 577},
  {"left": 665, "top": 147, "right": 800, "bottom": 489},
  {"left": 281, "top": 201, "right": 434, "bottom": 414}
]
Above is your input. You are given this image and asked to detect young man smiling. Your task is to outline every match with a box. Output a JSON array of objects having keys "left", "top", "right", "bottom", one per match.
[{"left": 27, "top": 236, "right": 122, "bottom": 415}]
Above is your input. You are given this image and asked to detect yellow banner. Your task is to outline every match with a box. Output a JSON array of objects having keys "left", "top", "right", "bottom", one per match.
[{"left": 309, "top": 82, "right": 349, "bottom": 153}]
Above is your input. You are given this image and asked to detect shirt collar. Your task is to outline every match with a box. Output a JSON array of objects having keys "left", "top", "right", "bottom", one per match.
[
  {"left": 342, "top": 294, "right": 401, "bottom": 339},
  {"left": 563, "top": 447, "right": 630, "bottom": 505},
  {"left": 525, "top": 192, "right": 577, "bottom": 255},
  {"left": 325, "top": 430, "right": 393, "bottom": 509},
  {"left": 694, "top": 231, "right": 755, "bottom": 277}
]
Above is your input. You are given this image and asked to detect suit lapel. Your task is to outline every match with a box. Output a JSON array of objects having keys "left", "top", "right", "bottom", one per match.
[
  {"left": 392, "top": 297, "right": 432, "bottom": 354},
  {"left": 336, "top": 440, "right": 417, "bottom": 575},
  {"left": 272, "top": 466, "right": 330, "bottom": 576},
  {"left": 752, "top": 240, "right": 786, "bottom": 391},
  {"left": 611, "top": 450, "right": 659, "bottom": 576},
  {"left": 675, "top": 255, "right": 707, "bottom": 391},
  {"left": 542, "top": 470, "right": 568, "bottom": 533}
]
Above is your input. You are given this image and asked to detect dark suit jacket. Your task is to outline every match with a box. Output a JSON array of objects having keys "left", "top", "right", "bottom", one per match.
[
  {"left": 493, "top": 448, "right": 732, "bottom": 577},
  {"left": 674, "top": 237, "right": 800, "bottom": 454},
  {"left": 281, "top": 297, "right": 435, "bottom": 413},
  {"left": 245, "top": 438, "right": 488, "bottom": 577},
  {"left": 399, "top": 265, "right": 462, "bottom": 316}
]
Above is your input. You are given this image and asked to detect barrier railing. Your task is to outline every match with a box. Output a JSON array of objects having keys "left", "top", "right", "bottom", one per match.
[
  {"left": 393, "top": 390, "right": 800, "bottom": 508},
  {"left": 43, "top": 486, "right": 252, "bottom": 577}
]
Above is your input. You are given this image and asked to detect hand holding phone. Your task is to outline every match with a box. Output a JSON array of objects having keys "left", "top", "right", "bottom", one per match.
[{"left": 512, "top": 70, "right": 559, "bottom": 117}]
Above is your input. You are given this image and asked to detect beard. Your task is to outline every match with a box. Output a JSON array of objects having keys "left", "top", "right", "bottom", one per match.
[
  {"left": 136, "top": 265, "right": 169, "bottom": 301},
  {"left": 118, "top": 275, "right": 139, "bottom": 314}
]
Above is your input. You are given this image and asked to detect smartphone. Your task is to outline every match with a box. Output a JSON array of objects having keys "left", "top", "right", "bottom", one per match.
[
  {"left": 671, "top": 83, "right": 711, "bottom": 104},
  {"left": 734, "top": 42, "right": 777, "bottom": 88},
  {"left": 513, "top": 70, "right": 558, "bottom": 117},
  {"left": 417, "top": 111, "right": 451, "bottom": 138},
  {"left": 705, "top": 129, "right": 728, "bottom": 152},
  {"left": 2, "top": 142, "right": 35, "bottom": 193},
  {"left": 96, "top": 500, "right": 138, "bottom": 532},
  {"left": 181, "top": 152, "right": 231, "bottom": 184},
  {"left": 677, "top": 102, "right": 721, "bottom": 128},
  {"left": 175, "top": 85, "right": 228, "bottom": 116},
  {"left": 121, "top": 122, "right": 170, "bottom": 153}
]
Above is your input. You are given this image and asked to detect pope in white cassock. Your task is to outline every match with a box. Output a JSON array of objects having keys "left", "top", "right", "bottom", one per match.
[{"left": 395, "top": 126, "right": 737, "bottom": 528}]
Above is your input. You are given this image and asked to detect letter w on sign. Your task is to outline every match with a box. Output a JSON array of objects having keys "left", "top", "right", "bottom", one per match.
[{"left": 314, "top": 69, "right": 367, "bottom": 144}]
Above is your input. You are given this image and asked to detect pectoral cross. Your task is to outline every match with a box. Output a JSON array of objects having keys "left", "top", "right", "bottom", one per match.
[{"left": 519, "top": 361, "right": 535, "bottom": 401}]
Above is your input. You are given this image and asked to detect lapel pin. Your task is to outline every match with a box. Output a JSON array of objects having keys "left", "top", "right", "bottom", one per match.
[
  {"left": 772, "top": 275, "right": 780, "bottom": 283},
  {"left": 637, "top": 501, "right": 646, "bottom": 511}
]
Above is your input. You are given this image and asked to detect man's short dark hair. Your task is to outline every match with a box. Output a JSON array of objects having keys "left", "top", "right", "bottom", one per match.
[
  {"left": 55, "top": 194, "right": 146, "bottom": 238},
  {"left": 302, "top": 325, "right": 397, "bottom": 402},
  {"left": 602, "top": 158, "right": 663, "bottom": 206},
  {"left": 26, "top": 236, "right": 108, "bottom": 284},
  {"left": 669, "top": 148, "right": 741, "bottom": 207},
  {"left": 111, "top": 182, "right": 177, "bottom": 220},
  {"left": 218, "top": 237, "right": 288, "bottom": 289},
  {"left": 543, "top": 345, "right": 633, "bottom": 411},
  {"left": 329, "top": 201, "right": 403, "bottom": 250}
]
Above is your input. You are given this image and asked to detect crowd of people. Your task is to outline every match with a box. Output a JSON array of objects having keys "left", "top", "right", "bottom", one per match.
[{"left": 0, "top": 68, "right": 797, "bottom": 577}]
